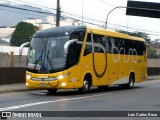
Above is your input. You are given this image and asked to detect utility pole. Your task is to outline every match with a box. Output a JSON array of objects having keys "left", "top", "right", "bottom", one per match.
[
  {"left": 56, "top": 0, "right": 60, "bottom": 27},
  {"left": 82, "top": 0, "right": 83, "bottom": 25}
]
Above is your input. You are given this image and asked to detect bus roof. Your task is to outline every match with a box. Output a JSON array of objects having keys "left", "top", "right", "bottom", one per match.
[
  {"left": 33, "top": 26, "right": 86, "bottom": 38},
  {"left": 87, "top": 26, "right": 145, "bottom": 42},
  {"left": 33, "top": 26, "right": 145, "bottom": 42}
]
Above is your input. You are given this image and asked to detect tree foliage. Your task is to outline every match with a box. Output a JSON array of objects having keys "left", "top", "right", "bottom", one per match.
[
  {"left": 147, "top": 47, "right": 159, "bottom": 59},
  {"left": 10, "top": 22, "right": 38, "bottom": 46}
]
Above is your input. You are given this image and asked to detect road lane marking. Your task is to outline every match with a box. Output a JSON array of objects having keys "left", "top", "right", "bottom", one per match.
[
  {"left": 134, "top": 89, "right": 146, "bottom": 92},
  {"left": 0, "top": 93, "right": 111, "bottom": 111}
]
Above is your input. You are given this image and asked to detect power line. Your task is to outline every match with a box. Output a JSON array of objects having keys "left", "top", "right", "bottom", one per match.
[
  {"left": 12, "top": 0, "right": 56, "bottom": 11},
  {"left": 0, "top": 4, "right": 56, "bottom": 15},
  {"left": 98, "top": 0, "right": 125, "bottom": 11},
  {"left": 0, "top": 2, "right": 159, "bottom": 37},
  {"left": 108, "top": 22, "right": 160, "bottom": 34},
  {"left": 62, "top": 10, "right": 160, "bottom": 35},
  {"left": 33, "top": 0, "right": 57, "bottom": 7},
  {"left": 61, "top": 14, "right": 103, "bottom": 28},
  {"left": 98, "top": 0, "right": 116, "bottom": 7},
  {"left": 108, "top": 26, "right": 160, "bottom": 37},
  {"left": 0, "top": 7, "right": 49, "bottom": 18},
  {"left": 62, "top": 10, "right": 104, "bottom": 24}
]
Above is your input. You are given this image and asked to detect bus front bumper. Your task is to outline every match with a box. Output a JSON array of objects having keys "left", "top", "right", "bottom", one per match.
[{"left": 26, "top": 79, "right": 69, "bottom": 89}]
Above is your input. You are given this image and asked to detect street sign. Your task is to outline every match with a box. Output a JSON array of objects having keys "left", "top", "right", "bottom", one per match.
[{"left": 126, "top": 0, "right": 160, "bottom": 18}]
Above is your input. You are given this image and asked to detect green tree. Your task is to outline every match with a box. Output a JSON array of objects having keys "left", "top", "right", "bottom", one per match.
[
  {"left": 147, "top": 47, "right": 159, "bottom": 59},
  {"left": 10, "top": 22, "right": 38, "bottom": 46}
]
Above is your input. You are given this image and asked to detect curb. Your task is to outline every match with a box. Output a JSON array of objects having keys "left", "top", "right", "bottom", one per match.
[
  {"left": 147, "top": 76, "right": 160, "bottom": 80},
  {"left": 0, "top": 88, "right": 29, "bottom": 94}
]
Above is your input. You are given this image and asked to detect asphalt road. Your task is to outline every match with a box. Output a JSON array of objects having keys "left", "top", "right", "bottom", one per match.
[{"left": 0, "top": 80, "right": 160, "bottom": 120}]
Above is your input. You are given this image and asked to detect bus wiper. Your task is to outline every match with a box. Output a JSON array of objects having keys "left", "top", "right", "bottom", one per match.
[
  {"left": 54, "top": 46, "right": 58, "bottom": 57},
  {"left": 33, "top": 50, "right": 43, "bottom": 70},
  {"left": 46, "top": 50, "right": 54, "bottom": 71}
]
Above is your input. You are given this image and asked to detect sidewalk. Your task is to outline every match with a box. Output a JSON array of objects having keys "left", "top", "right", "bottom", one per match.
[
  {"left": 0, "top": 76, "right": 159, "bottom": 93},
  {"left": 147, "top": 75, "right": 160, "bottom": 80},
  {"left": 0, "top": 83, "right": 28, "bottom": 93}
]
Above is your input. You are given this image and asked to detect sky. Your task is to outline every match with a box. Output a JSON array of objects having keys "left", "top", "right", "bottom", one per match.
[{"left": 5, "top": 0, "right": 160, "bottom": 40}]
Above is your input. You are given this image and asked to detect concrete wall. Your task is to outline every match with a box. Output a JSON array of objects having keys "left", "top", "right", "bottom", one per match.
[
  {"left": 148, "top": 59, "right": 160, "bottom": 67},
  {"left": 0, "top": 53, "right": 27, "bottom": 67},
  {"left": 0, "top": 68, "right": 26, "bottom": 85},
  {"left": 0, "top": 46, "right": 28, "bottom": 55},
  {"left": 0, "top": 53, "right": 160, "bottom": 85},
  {"left": 147, "top": 67, "right": 160, "bottom": 76}
]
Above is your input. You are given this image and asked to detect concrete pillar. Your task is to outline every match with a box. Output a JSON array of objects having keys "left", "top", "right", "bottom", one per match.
[{"left": 10, "top": 51, "right": 14, "bottom": 67}]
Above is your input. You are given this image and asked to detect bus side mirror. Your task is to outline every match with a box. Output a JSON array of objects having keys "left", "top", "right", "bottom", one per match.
[
  {"left": 64, "top": 39, "right": 78, "bottom": 55},
  {"left": 19, "top": 42, "right": 30, "bottom": 56}
]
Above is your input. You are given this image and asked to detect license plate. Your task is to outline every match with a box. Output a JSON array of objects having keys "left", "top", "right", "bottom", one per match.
[
  {"left": 39, "top": 83, "right": 46, "bottom": 87},
  {"left": 38, "top": 76, "right": 48, "bottom": 78}
]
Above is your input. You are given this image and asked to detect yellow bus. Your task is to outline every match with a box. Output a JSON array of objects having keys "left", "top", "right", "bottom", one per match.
[{"left": 21, "top": 26, "right": 147, "bottom": 93}]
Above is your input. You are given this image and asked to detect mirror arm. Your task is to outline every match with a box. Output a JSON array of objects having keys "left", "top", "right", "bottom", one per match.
[
  {"left": 19, "top": 42, "right": 30, "bottom": 56},
  {"left": 64, "top": 39, "right": 78, "bottom": 55}
]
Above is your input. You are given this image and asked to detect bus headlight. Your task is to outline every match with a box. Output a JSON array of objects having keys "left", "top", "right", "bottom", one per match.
[
  {"left": 57, "top": 75, "right": 64, "bottom": 80},
  {"left": 56, "top": 72, "right": 70, "bottom": 80},
  {"left": 61, "top": 82, "right": 66, "bottom": 86},
  {"left": 26, "top": 74, "right": 31, "bottom": 79}
]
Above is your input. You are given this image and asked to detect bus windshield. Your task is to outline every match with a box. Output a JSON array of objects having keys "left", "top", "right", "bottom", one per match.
[{"left": 27, "top": 36, "right": 69, "bottom": 73}]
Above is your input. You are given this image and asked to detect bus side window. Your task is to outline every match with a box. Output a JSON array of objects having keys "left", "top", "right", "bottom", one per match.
[
  {"left": 117, "top": 38, "right": 124, "bottom": 54},
  {"left": 84, "top": 45, "right": 92, "bottom": 56},
  {"left": 84, "top": 33, "right": 92, "bottom": 56},
  {"left": 93, "top": 34, "right": 103, "bottom": 44},
  {"left": 110, "top": 37, "right": 118, "bottom": 54},
  {"left": 70, "top": 30, "right": 86, "bottom": 41},
  {"left": 68, "top": 43, "right": 82, "bottom": 67},
  {"left": 136, "top": 41, "right": 146, "bottom": 55},
  {"left": 102, "top": 36, "right": 110, "bottom": 53},
  {"left": 86, "top": 33, "right": 91, "bottom": 42},
  {"left": 93, "top": 34, "right": 106, "bottom": 53}
]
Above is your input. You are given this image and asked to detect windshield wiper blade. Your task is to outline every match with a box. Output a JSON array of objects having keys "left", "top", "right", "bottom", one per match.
[
  {"left": 54, "top": 46, "right": 58, "bottom": 57},
  {"left": 46, "top": 50, "right": 54, "bottom": 71},
  {"left": 33, "top": 50, "right": 43, "bottom": 70}
]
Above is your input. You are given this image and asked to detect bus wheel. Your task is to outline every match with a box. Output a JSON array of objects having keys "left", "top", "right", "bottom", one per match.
[
  {"left": 78, "top": 78, "right": 90, "bottom": 93},
  {"left": 122, "top": 74, "right": 135, "bottom": 89},
  {"left": 47, "top": 89, "right": 57, "bottom": 94}
]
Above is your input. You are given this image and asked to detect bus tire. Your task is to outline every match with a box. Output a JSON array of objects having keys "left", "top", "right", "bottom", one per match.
[
  {"left": 47, "top": 89, "right": 57, "bottom": 94},
  {"left": 78, "top": 77, "right": 90, "bottom": 93},
  {"left": 122, "top": 74, "right": 135, "bottom": 89}
]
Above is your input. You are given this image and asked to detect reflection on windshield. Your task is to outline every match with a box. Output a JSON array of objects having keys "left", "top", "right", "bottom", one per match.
[
  {"left": 46, "top": 36, "right": 68, "bottom": 71},
  {"left": 27, "top": 38, "right": 47, "bottom": 71},
  {"left": 27, "top": 36, "right": 69, "bottom": 73}
]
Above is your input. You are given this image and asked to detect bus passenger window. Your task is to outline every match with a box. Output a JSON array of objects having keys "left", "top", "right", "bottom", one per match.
[
  {"left": 84, "top": 45, "right": 92, "bottom": 56},
  {"left": 86, "top": 33, "right": 91, "bottom": 42},
  {"left": 70, "top": 30, "right": 86, "bottom": 41},
  {"left": 68, "top": 43, "right": 82, "bottom": 67},
  {"left": 93, "top": 34, "right": 103, "bottom": 44},
  {"left": 110, "top": 37, "right": 118, "bottom": 54},
  {"left": 102, "top": 36, "right": 110, "bottom": 53},
  {"left": 94, "top": 47, "right": 103, "bottom": 53}
]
